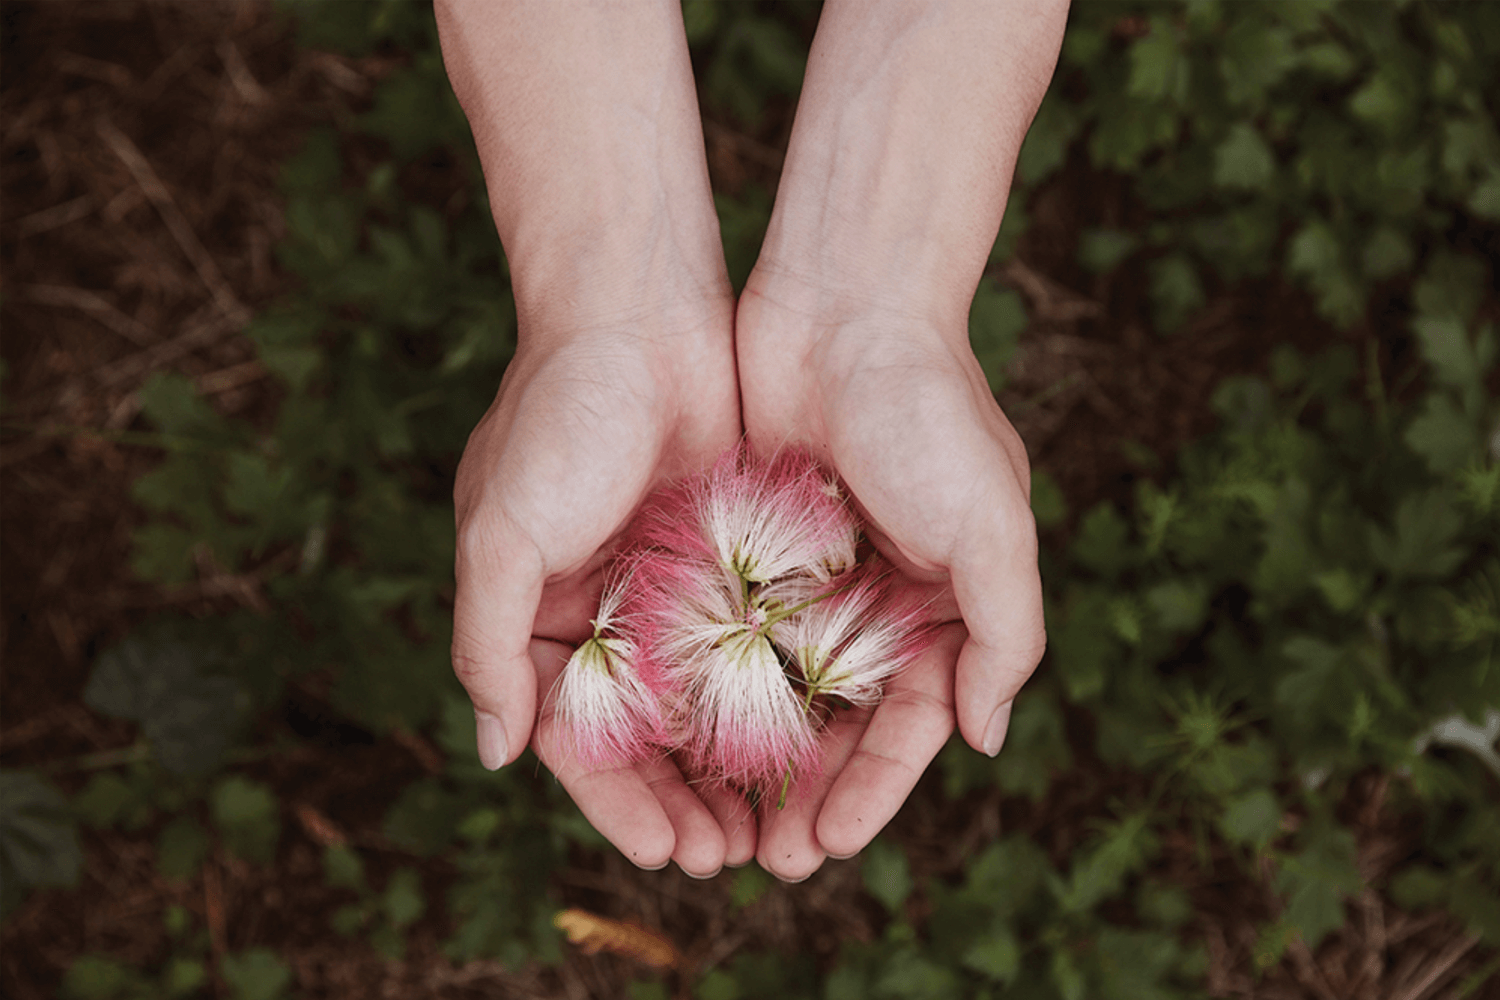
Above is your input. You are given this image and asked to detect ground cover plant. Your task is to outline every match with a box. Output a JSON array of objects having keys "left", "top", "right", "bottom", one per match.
[{"left": 2, "top": 1, "right": 1497, "bottom": 998}]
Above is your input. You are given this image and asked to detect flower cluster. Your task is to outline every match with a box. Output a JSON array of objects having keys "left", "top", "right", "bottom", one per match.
[{"left": 553, "top": 446, "right": 935, "bottom": 800}]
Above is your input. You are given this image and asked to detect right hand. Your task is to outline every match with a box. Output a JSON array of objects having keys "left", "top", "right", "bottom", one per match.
[{"left": 452, "top": 295, "right": 755, "bottom": 877}]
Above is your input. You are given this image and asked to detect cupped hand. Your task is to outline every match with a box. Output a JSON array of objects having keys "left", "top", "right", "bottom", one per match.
[
  {"left": 452, "top": 304, "right": 755, "bottom": 876},
  {"left": 734, "top": 280, "right": 1046, "bottom": 881}
]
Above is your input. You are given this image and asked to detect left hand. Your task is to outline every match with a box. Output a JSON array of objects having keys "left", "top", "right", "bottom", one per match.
[{"left": 734, "top": 275, "right": 1046, "bottom": 881}]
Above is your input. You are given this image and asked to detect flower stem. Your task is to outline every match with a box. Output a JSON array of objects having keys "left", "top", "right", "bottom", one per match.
[{"left": 762, "top": 577, "right": 861, "bottom": 629}]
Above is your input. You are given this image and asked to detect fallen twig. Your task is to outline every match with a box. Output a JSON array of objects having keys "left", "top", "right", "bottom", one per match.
[{"left": 96, "top": 117, "right": 249, "bottom": 326}]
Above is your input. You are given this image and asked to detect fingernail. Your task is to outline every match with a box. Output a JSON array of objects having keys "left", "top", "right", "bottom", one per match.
[
  {"left": 825, "top": 850, "right": 859, "bottom": 861},
  {"left": 982, "top": 701, "right": 1013, "bottom": 758},
  {"left": 474, "top": 709, "right": 508, "bottom": 770},
  {"left": 682, "top": 865, "right": 723, "bottom": 880}
]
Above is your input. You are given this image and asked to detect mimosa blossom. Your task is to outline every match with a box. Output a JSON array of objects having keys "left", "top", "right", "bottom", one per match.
[
  {"left": 552, "top": 563, "right": 663, "bottom": 768},
  {"left": 549, "top": 444, "right": 933, "bottom": 797}
]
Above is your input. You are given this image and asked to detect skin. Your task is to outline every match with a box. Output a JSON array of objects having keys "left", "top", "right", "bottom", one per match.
[{"left": 436, "top": 0, "right": 1068, "bottom": 882}]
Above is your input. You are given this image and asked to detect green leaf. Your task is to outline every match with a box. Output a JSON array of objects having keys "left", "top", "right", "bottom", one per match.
[
  {"left": 1286, "top": 220, "right": 1362, "bottom": 327},
  {"left": 1219, "top": 22, "right": 1295, "bottom": 106},
  {"left": 1451, "top": 876, "right": 1500, "bottom": 943},
  {"left": 1275, "top": 636, "right": 1341, "bottom": 723},
  {"left": 1405, "top": 393, "right": 1481, "bottom": 474},
  {"left": 1298, "top": 41, "right": 1356, "bottom": 81},
  {"left": 1051, "top": 947, "right": 1087, "bottom": 1000},
  {"left": 1413, "top": 251, "right": 1489, "bottom": 325},
  {"left": 0, "top": 771, "right": 81, "bottom": 914},
  {"left": 211, "top": 777, "right": 280, "bottom": 864},
  {"left": 246, "top": 310, "right": 324, "bottom": 391},
  {"left": 875, "top": 949, "right": 961, "bottom": 1000},
  {"left": 1220, "top": 788, "right": 1282, "bottom": 846},
  {"left": 730, "top": 865, "right": 772, "bottom": 910},
  {"left": 1349, "top": 70, "right": 1411, "bottom": 135},
  {"left": 1214, "top": 123, "right": 1276, "bottom": 190},
  {"left": 1468, "top": 171, "right": 1500, "bottom": 221},
  {"left": 358, "top": 58, "right": 464, "bottom": 160},
  {"left": 382, "top": 778, "right": 466, "bottom": 856},
  {"left": 1051, "top": 591, "right": 1114, "bottom": 702},
  {"left": 1414, "top": 316, "right": 1485, "bottom": 393},
  {"left": 1030, "top": 469, "right": 1068, "bottom": 530},
  {"left": 1370, "top": 489, "right": 1465, "bottom": 579},
  {"left": 1129, "top": 22, "right": 1183, "bottom": 101},
  {"left": 961, "top": 925, "right": 1021, "bottom": 985},
  {"left": 1389, "top": 864, "right": 1449, "bottom": 910},
  {"left": 697, "top": 969, "right": 739, "bottom": 1000},
  {"left": 323, "top": 844, "right": 366, "bottom": 890},
  {"left": 1361, "top": 226, "right": 1414, "bottom": 281},
  {"left": 1097, "top": 928, "right": 1183, "bottom": 1000},
  {"left": 73, "top": 772, "right": 139, "bottom": 830},
  {"left": 862, "top": 838, "right": 913, "bottom": 915},
  {"left": 1018, "top": 96, "right": 1079, "bottom": 184},
  {"left": 136, "top": 372, "right": 231, "bottom": 441},
  {"left": 1313, "top": 568, "right": 1371, "bottom": 614},
  {"left": 60, "top": 955, "right": 140, "bottom": 1000},
  {"left": 85, "top": 632, "right": 248, "bottom": 777},
  {"left": 969, "top": 281, "right": 1027, "bottom": 394},
  {"left": 1054, "top": 813, "right": 1157, "bottom": 914},
  {"left": 1137, "top": 881, "right": 1193, "bottom": 929},
  {"left": 681, "top": 0, "right": 721, "bottom": 44},
  {"left": 383, "top": 867, "right": 425, "bottom": 930},
  {"left": 1078, "top": 229, "right": 1139, "bottom": 274},
  {"left": 220, "top": 948, "right": 291, "bottom": 1000},
  {"left": 958, "top": 835, "right": 1051, "bottom": 919},
  {"left": 157, "top": 815, "right": 210, "bottom": 883},
  {"left": 164, "top": 957, "right": 207, "bottom": 998},
  {"left": 995, "top": 692, "right": 1072, "bottom": 801},
  {"left": 1149, "top": 252, "right": 1206, "bottom": 333},
  {"left": 1072, "top": 504, "right": 1133, "bottom": 578},
  {"left": 1145, "top": 578, "right": 1209, "bottom": 634},
  {"left": 1274, "top": 825, "right": 1362, "bottom": 949}
]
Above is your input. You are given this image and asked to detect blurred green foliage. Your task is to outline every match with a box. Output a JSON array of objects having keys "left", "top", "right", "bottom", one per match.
[{"left": 26, "top": 1, "right": 1500, "bottom": 997}]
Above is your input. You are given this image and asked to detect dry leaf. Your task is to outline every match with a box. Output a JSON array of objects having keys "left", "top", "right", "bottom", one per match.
[
  {"left": 553, "top": 908, "right": 681, "bottom": 970},
  {"left": 294, "top": 803, "right": 346, "bottom": 847}
]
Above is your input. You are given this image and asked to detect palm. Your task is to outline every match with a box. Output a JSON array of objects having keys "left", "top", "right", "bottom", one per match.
[
  {"left": 737, "top": 304, "right": 1043, "bottom": 879},
  {"left": 453, "top": 325, "right": 755, "bottom": 875}
]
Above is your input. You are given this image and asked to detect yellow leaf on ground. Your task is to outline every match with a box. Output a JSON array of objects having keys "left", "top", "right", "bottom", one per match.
[{"left": 552, "top": 908, "right": 681, "bottom": 970}]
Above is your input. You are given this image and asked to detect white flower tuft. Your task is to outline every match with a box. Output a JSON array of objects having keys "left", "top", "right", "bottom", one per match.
[
  {"left": 554, "top": 634, "right": 662, "bottom": 768},
  {"left": 772, "top": 573, "right": 930, "bottom": 706},
  {"left": 679, "top": 630, "right": 817, "bottom": 788},
  {"left": 697, "top": 447, "right": 858, "bottom": 584}
]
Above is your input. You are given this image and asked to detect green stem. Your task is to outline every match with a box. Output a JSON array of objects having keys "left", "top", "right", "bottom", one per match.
[{"left": 761, "top": 576, "right": 863, "bottom": 629}]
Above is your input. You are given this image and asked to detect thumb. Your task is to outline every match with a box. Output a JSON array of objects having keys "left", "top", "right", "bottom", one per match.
[
  {"left": 452, "top": 509, "right": 546, "bottom": 768},
  {"left": 950, "top": 500, "right": 1046, "bottom": 757}
]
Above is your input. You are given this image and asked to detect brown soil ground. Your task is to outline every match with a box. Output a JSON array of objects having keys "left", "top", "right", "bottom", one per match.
[{"left": 2, "top": 3, "right": 1494, "bottom": 1000}]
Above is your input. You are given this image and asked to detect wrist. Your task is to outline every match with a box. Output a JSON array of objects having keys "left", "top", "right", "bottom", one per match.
[{"left": 509, "top": 221, "right": 734, "bottom": 350}]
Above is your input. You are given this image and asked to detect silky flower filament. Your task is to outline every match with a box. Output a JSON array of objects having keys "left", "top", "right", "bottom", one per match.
[{"left": 551, "top": 446, "right": 934, "bottom": 799}]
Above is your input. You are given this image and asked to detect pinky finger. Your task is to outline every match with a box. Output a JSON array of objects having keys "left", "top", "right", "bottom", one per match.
[
  {"left": 530, "top": 640, "right": 677, "bottom": 870},
  {"left": 815, "top": 623, "right": 963, "bottom": 860}
]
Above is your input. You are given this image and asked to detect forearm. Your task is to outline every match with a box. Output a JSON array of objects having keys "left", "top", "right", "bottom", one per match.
[
  {"left": 434, "top": 0, "right": 730, "bottom": 335},
  {"left": 752, "top": 0, "right": 1068, "bottom": 331}
]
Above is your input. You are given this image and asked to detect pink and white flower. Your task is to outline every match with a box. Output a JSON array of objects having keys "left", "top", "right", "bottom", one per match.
[
  {"left": 549, "top": 444, "right": 932, "bottom": 796},
  {"left": 675, "top": 629, "right": 818, "bottom": 790},
  {"left": 695, "top": 445, "right": 858, "bottom": 584},
  {"left": 771, "top": 568, "right": 937, "bottom": 707},
  {"left": 552, "top": 564, "right": 664, "bottom": 768}
]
